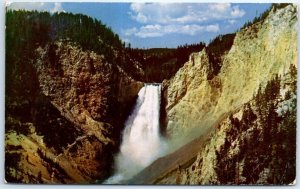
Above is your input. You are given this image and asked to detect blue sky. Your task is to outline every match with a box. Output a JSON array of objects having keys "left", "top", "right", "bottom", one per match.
[{"left": 8, "top": 2, "right": 271, "bottom": 48}]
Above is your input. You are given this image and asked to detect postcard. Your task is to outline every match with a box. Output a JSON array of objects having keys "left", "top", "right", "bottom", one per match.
[{"left": 5, "top": 1, "right": 297, "bottom": 185}]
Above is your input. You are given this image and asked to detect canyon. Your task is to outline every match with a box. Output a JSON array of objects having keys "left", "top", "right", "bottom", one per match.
[
  {"left": 130, "top": 4, "right": 297, "bottom": 184},
  {"left": 5, "top": 4, "right": 297, "bottom": 185}
]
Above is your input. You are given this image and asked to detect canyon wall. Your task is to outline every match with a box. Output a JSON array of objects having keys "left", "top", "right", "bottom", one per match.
[
  {"left": 162, "top": 4, "right": 297, "bottom": 142},
  {"left": 5, "top": 42, "right": 143, "bottom": 183},
  {"left": 131, "top": 4, "right": 297, "bottom": 185}
]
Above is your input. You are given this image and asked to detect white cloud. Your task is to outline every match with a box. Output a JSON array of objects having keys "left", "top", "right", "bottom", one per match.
[
  {"left": 209, "top": 3, "right": 231, "bottom": 13},
  {"left": 206, "top": 24, "right": 220, "bottom": 32},
  {"left": 124, "top": 24, "right": 220, "bottom": 38},
  {"left": 124, "top": 27, "right": 138, "bottom": 36},
  {"left": 129, "top": 3, "right": 246, "bottom": 25},
  {"left": 51, "top": 3, "right": 64, "bottom": 13},
  {"left": 7, "top": 2, "right": 64, "bottom": 13},
  {"left": 231, "top": 5, "right": 246, "bottom": 17},
  {"left": 126, "top": 3, "right": 244, "bottom": 38},
  {"left": 228, "top": 19, "right": 237, "bottom": 25},
  {"left": 135, "top": 24, "right": 163, "bottom": 38}
]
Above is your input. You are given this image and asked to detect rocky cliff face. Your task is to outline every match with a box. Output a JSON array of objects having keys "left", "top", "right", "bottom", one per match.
[
  {"left": 5, "top": 41, "right": 143, "bottom": 183},
  {"left": 134, "top": 4, "right": 297, "bottom": 185},
  {"left": 156, "top": 68, "right": 296, "bottom": 184},
  {"left": 162, "top": 4, "right": 297, "bottom": 142}
]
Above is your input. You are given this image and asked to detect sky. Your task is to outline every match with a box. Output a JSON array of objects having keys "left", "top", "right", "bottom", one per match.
[{"left": 7, "top": 1, "right": 272, "bottom": 48}]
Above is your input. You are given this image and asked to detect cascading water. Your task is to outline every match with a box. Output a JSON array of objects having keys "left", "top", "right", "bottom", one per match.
[{"left": 104, "top": 84, "right": 166, "bottom": 184}]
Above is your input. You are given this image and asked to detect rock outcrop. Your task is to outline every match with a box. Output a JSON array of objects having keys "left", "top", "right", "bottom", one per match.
[
  {"left": 5, "top": 41, "right": 143, "bottom": 183},
  {"left": 155, "top": 68, "right": 296, "bottom": 184}
]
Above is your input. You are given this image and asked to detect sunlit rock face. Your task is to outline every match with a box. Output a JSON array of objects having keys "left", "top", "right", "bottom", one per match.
[
  {"left": 162, "top": 4, "right": 297, "bottom": 142},
  {"left": 138, "top": 4, "right": 297, "bottom": 185}
]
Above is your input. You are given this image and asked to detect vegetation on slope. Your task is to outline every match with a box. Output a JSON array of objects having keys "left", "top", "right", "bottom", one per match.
[
  {"left": 5, "top": 9, "right": 238, "bottom": 86},
  {"left": 240, "top": 3, "right": 290, "bottom": 30},
  {"left": 5, "top": 10, "right": 133, "bottom": 183},
  {"left": 215, "top": 65, "right": 296, "bottom": 184},
  {"left": 126, "top": 33, "right": 236, "bottom": 82},
  {"left": 126, "top": 42, "right": 206, "bottom": 82},
  {"left": 206, "top": 33, "right": 236, "bottom": 80},
  {"left": 5, "top": 10, "right": 136, "bottom": 134}
]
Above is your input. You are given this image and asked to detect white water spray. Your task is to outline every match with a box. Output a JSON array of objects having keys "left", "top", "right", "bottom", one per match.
[{"left": 104, "top": 84, "right": 166, "bottom": 184}]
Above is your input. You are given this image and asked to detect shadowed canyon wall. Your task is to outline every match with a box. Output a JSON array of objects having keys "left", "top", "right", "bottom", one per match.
[{"left": 6, "top": 42, "right": 143, "bottom": 183}]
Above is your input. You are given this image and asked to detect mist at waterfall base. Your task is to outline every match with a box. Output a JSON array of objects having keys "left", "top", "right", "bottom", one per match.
[{"left": 104, "top": 84, "right": 167, "bottom": 184}]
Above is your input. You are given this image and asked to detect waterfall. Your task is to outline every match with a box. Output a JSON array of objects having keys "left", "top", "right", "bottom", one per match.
[{"left": 104, "top": 84, "right": 166, "bottom": 184}]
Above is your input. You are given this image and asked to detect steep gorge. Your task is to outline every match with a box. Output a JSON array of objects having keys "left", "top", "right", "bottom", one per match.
[{"left": 130, "top": 4, "right": 297, "bottom": 184}]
